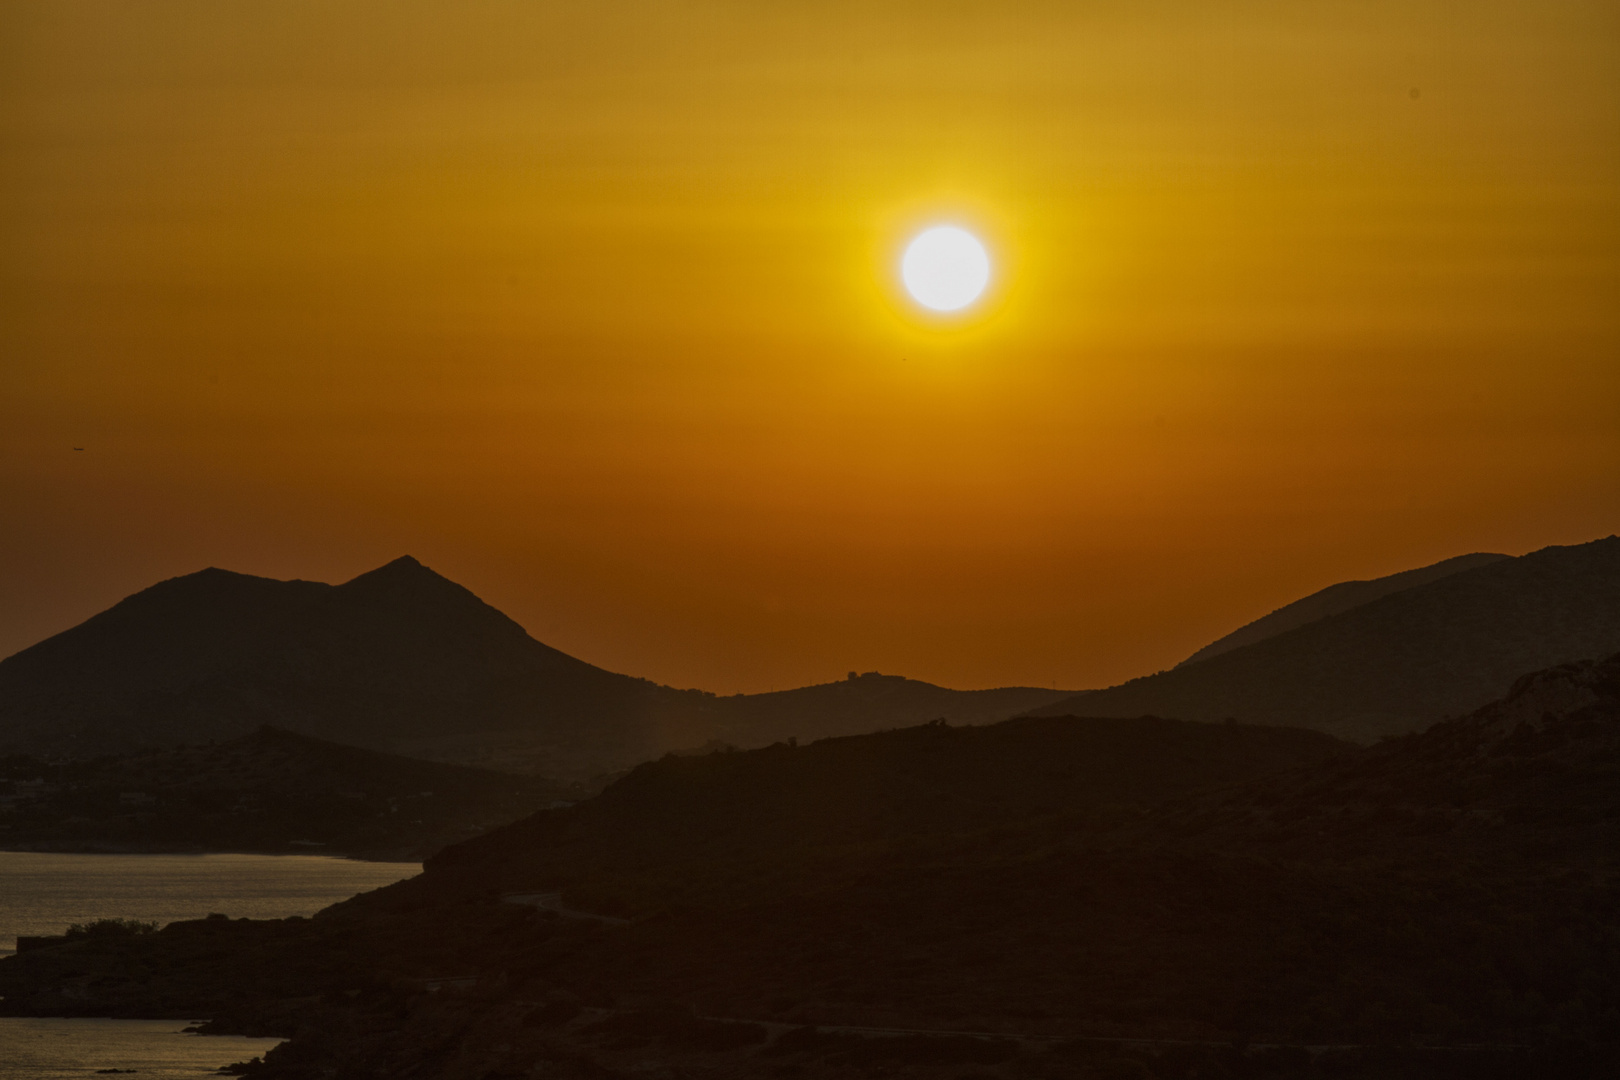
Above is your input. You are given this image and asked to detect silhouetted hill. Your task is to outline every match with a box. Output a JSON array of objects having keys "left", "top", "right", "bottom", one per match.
[
  {"left": 6, "top": 659, "right": 1616, "bottom": 1077},
  {"left": 0, "top": 726, "right": 571, "bottom": 860},
  {"left": 0, "top": 558, "right": 1069, "bottom": 778},
  {"left": 0, "top": 557, "right": 683, "bottom": 776},
  {"left": 661, "top": 671, "right": 1070, "bottom": 752},
  {"left": 1033, "top": 536, "right": 1620, "bottom": 741},
  {"left": 1178, "top": 551, "right": 1509, "bottom": 667},
  {"left": 354, "top": 653, "right": 1620, "bottom": 1058},
  {"left": 424, "top": 713, "right": 1350, "bottom": 910},
  {"left": 1148, "top": 649, "right": 1620, "bottom": 868}
]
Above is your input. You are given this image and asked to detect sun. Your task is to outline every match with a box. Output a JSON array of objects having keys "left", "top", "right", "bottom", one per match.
[{"left": 901, "top": 226, "right": 991, "bottom": 312}]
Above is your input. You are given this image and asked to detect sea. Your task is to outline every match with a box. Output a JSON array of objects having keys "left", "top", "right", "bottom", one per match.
[{"left": 0, "top": 851, "right": 420, "bottom": 1079}]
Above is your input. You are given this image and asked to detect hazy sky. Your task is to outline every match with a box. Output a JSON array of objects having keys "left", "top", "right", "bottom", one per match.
[{"left": 3, "top": 0, "right": 1617, "bottom": 692}]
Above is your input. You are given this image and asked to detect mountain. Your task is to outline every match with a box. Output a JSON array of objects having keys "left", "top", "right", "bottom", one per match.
[
  {"left": 0, "top": 558, "right": 1069, "bottom": 778},
  {"left": 0, "top": 726, "right": 571, "bottom": 860},
  {"left": 1177, "top": 550, "right": 1509, "bottom": 667},
  {"left": 422, "top": 712, "right": 1351, "bottom": 911},
  {"left": 654, "top": 671, "right": 1071, "bottom": 752},
  {"left": 0, "top": 557, "right": 683, "bottom": 776},
  {"left": 1159, "top": 649, "right": 1620, "bottom": 868},
  {"left": 1031, "top": 535, "right": 1620, "bottom": 741},
  {"left": 5, "top": 657, "right": 1617, "bottom": 1077}
]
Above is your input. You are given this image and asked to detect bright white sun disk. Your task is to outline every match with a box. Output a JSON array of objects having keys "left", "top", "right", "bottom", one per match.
[{"left": 901, "top": 226, "right": 990, "bottom": 312}]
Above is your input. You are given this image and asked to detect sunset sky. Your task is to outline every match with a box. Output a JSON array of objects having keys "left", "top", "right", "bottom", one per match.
[{"left": 2, "top": 0, "right": 1616, "bottom": 693}]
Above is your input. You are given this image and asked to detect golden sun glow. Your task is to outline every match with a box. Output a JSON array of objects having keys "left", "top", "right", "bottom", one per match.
[
  {"left": 1, "top": 1, "right": 1615, "bottom": 695},
  {"left": 901, "top": 226, "right": 991, "bottom": 312}
]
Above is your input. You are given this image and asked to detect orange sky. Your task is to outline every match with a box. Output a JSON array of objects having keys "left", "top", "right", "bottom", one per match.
[{"left": 2, "top": 0, "right": 1617, "bottom": 692}]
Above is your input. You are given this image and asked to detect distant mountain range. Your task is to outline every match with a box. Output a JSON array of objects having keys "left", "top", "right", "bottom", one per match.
[
  {"left": 0, "top": 557, "right": 1066, "bottom": 778},
  {"left": 4, "top": 535, "right": 1618, "bottom": 776},
  {"left": 1034, "top": 536, "right": 1620, "bottom": 741}
]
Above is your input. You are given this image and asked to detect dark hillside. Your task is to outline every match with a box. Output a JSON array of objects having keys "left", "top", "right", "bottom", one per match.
[
  {"left": 0, "top": 558, "right": 1067, "bottom": 778},
  {"left": 0, "top": 569, "right": 332, "bottom": 750},
  {"left": 0, "top": 557, "right": 679, "bottom": 774},
  {"left": 1034, "top": 535, "right": 1620, "bottom": 741},
  {"left": 4, "top": 661, "right": 1618, "bottom": 1076},
  {"left": 1164, "top": 648, "right": 1620, "bottom": 867},
  {"left": 0, "top": 726, "right": 570, "bottom": 860},
  {"left": 426, "top": 714, "right": 1350, "bottom": 910},
  {"left": 383, "top": 654, "right": 1618, "bottom": 1056},
  {"left": 667, "top": 671, "right": 1068, "bottom": 750},
  {"left": 1178, "top": 550, "right": 1508, "bottom": 667}
]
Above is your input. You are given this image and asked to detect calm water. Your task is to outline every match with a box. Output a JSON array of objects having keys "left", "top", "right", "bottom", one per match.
[
  {"left": 0, "top": 851, "right": 420, "bottom": 1078},
  {"left": 0, "top": 851, "right": 419, "bottom": 956},
  {"left": 0, "top": 1018, "right": 283, "bottom": 1080}
]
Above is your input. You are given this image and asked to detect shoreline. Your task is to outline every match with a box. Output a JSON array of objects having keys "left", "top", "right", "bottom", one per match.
[{"left": 0, "top": 841, "right": 417, "bottom": 863}]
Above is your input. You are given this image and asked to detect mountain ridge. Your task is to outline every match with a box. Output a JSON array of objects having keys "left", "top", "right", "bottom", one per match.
[
  {"left": 1177, "top": 550, "right": 1510, "bottom": 668},
  {"left": 0, "top": 557, "right": 672, "bottom": 773},
  {"left": 0, "top": 559, "right": 1069, "bottom": 778},
  {"left": 1030, "top": 535, "right": 1620, "bottom": 741}
]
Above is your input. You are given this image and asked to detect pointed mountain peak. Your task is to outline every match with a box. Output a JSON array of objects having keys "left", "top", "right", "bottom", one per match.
[
  {"left": 335, "top": 556, "right": 515, "bottom": 623},
  {"left": 372, "top": 555, "right": 430, "bottom": 575},
  {"left": 341, "top": 556, "right": 448, "bottom": 587},
  {"left": 169, "top": 565, "right": 263, "bottom": 584}
]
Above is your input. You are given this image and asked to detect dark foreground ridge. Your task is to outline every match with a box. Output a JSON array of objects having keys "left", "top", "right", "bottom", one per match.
[
  {"left": 0, "top": 725, "right": 573, "bottom": 861},
  {"left": 3, "top": 656, "right": 1617, "bottom": 1078}
]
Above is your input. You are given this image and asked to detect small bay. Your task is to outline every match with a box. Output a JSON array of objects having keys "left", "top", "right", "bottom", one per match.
[
  {"left": 0, "top": 1017, "right": 284, "bottom": 1080},
  {"left": 0, "top": 850, "right": 420, "bottom": 956},
  {"left": 0, "top": 851, "right": 420, "bottom": 1078}
]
